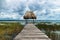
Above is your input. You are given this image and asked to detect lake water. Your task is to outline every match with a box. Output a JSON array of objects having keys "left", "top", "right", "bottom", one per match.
[
  {"left": 0, "top": 20, "right": 60, "bottom": 25},
  {"left": 0, "top": 20, "right": 59, "bottom": 25}
]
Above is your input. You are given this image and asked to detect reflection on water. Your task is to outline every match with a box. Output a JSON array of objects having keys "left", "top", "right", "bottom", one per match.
[
  {"left": 41, "top": 29, "right": 60, "bottom": 40},
  {"left": 50, "top": 31, "right": 60, "bottom": 40}
]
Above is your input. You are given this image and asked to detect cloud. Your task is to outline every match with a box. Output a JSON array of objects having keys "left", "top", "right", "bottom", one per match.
[
  {"left": 0, "top": 12, "right": 23, "bottom": 20},
  {"left": 0, "top": 0, "right": 60, "bottom": 20}
]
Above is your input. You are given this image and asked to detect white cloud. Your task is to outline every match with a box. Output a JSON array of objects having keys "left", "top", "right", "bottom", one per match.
[
  {"left": 0, "top": 12, "right": 22, "bottom": 20},
  {"left": 1, "top": 0, "right": 60, "bottom": 20}
]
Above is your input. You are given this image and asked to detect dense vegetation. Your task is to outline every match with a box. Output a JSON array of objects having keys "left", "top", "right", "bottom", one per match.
[
  {"left": 0, "top": 22, "right": 23, "bottom": 40},
  {"left": 36, "top": 22, "right": 60, "bottom": 40}
]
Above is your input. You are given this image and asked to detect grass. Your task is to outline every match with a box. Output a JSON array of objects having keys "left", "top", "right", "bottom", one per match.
[
  {"left": 0, "top": 22, "right": 24, "bottom": 40},
  {"left": 36, "top": 22, "right": 60, "bottom": 40}
]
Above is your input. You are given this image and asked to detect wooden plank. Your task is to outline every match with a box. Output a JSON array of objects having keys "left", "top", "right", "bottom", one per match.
[{"left": 13, "top": 23, "right": 51, "bottom": 40}]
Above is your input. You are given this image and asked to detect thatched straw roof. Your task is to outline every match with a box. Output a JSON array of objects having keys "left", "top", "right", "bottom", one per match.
[{"left": 23, "top": 11, "right": 36, "bottom": 19}]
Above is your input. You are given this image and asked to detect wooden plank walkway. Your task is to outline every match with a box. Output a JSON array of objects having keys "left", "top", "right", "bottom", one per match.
[{"left": 13, "top": 23, "right": 51, "bottom": 40}]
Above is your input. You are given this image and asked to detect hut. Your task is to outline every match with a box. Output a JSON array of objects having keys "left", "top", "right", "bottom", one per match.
[{"left": 23, "top": 11, "right": 36, "bottom": 24}]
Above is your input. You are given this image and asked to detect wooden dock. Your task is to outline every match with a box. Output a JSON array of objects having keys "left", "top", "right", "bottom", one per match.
[{"left": 14, "top": 23, "right": 51, "bottom": 40}]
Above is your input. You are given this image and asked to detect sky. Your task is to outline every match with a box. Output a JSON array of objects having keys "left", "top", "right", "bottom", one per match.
[{"left": 0, "top": 0, "right": 60, "bottom": 20}]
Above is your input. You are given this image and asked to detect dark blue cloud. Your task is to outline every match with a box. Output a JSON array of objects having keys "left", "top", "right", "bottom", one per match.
[
  {"left": 13, "top": 3, "right": 26, "bottom": 15},
  {"left": 45, "top": 9, "right": 50, "bottom": 15},
  {"left": 29, "top": 3, "right": 44, "bottom": 11}
]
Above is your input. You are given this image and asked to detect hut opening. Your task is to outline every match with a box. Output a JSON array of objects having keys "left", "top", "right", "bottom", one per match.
[{"left": 23, "top": 11, "right": 36, "bottom": 24}]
